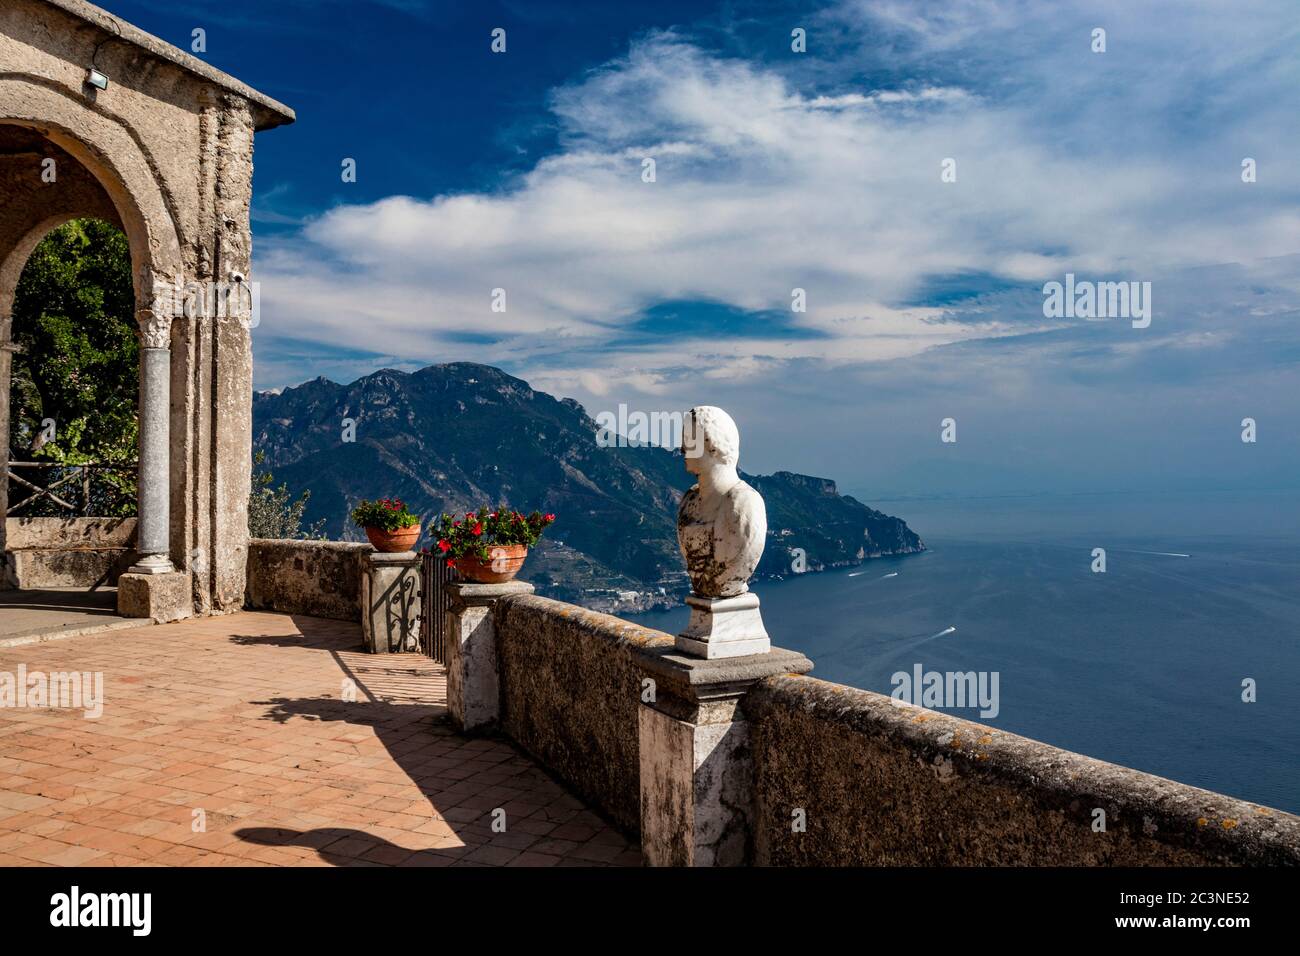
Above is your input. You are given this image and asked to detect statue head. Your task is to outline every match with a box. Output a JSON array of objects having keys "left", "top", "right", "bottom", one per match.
[{"left": 683, "top": 405, "right": 740, "bottom": 477}]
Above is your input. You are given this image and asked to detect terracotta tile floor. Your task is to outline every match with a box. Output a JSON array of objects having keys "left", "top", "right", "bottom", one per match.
[{"left": 0, "top": 611, "right": 641, "bottom": 867}]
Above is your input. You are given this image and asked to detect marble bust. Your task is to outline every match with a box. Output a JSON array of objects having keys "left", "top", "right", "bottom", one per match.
[{"left": 675, "top": 406, "right": 771, "bottom": 658}]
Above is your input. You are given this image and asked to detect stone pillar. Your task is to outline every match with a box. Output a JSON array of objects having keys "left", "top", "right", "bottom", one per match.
[
  {"left": 130, "top": 311, "right": 174, "bottom": 574},
  {"left": 444, "top": 580, "right": 534, "bottom": 734},
  {"left": 118, "top": 309, "right": 189, "bottom": 622},
  {"left": 360, "top": 550, "right": 421, "bottom": 653},
  {"left": 638, "top": 647, "right": 812, "bottom": 866}
]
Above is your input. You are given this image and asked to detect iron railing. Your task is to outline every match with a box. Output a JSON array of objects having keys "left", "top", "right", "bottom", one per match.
[
  {"left": 419, "top": 549, "right": 456, "bottom": 664},
  {"left": 4, "top": 461, "right": 137, "bottom": 516}
]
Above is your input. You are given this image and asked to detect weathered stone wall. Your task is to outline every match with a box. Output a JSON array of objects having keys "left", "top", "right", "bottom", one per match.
[
  {"left": 244, "top": 539, "right": 368, "bottom": 622},
  {"left": 747, "top": 674, "right": 1300, "bottom": 866},
  {"left": 495, "top": 594, "right": 674, "bottom": 835},
  {"left": 1, "top": 517, "right": 137, "bottom": 588},
  {"left": 4, "top": 516, "right": 136, "bottom": 550}
]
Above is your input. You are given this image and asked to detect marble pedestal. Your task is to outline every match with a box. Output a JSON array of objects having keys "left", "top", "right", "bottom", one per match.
[{"left": 675, "top": 591, "right": 771, "bottom": 659}]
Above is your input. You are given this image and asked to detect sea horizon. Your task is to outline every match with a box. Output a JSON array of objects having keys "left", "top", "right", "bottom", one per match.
[{"left": 628, "top": 487, "right": 1300, "bottom": 813}]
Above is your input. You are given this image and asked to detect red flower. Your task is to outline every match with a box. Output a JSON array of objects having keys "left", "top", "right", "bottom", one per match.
[
  {"left": 437, "top": 539, "right": 450, "bottom": 553},
  {"left": 544, "top": 513, "right": 556, "bottom": 522},
  {"left": 472, "top": 523, "right": 483, "bottom": 536},
  {"left": 445, "top": 558, "right": 456, "bottom": 569}
]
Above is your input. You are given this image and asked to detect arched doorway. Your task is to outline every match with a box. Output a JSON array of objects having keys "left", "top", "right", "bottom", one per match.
[
  {"left": 2, "top": 1, "right": 294, "bottom": 624},
  {"left": 4, "top": 217, "right": 139, "bottom": 599},
  {"left": 0, "top": 118, "right": 177, "bottom": 623}
]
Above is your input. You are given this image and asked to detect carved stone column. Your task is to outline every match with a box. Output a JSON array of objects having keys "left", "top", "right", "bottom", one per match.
[
  {"left": 117, "top": 306, "right": 189, "bottom": 623},
  {"left": 130, "top": 308, "right": 174, "bottom": 574}
]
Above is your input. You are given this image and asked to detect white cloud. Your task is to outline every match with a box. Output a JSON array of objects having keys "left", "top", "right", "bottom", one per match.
[{"left": 254, "top": 1, "right": 1300, "bottom": 409}]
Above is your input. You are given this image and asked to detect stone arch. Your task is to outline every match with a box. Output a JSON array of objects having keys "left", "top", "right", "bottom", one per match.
[
  {"left": 0, "top": 75, "right": 186, "bottom": 322},
  {"left": 3, "top": 0, "right": 293, "bottom": 617},
  {"left": 0, "top": 78, "right": 183, "bottom": 585}
]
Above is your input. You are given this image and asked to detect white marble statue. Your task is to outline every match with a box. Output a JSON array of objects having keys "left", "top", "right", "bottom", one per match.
[{"left": 675, "top": 406, "right": 771, "bottom": 658}]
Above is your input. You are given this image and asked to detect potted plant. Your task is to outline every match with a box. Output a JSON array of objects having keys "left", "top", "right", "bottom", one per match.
[
  {"left": 351, "top": 498, "right": 422, "bottom": 552},
  {"left": 433, "top": 505, "right": 556, "bottom": 583}
]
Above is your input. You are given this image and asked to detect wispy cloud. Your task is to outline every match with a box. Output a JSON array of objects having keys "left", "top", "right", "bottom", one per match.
[{"left": 252, "top": 0, "right": 1300, "bottom": 486}]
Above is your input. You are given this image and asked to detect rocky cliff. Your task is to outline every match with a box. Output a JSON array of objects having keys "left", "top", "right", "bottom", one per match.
[{"left": 252, "top": 363, "right": 923, "bottom": 609}]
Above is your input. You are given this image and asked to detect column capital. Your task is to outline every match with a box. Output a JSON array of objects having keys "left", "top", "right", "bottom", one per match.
[{"left": 136, "top": 308, "right": 173, "bottom": 349}]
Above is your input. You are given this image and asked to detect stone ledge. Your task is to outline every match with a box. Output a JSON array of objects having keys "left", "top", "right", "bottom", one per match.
[
  {"left": 246, "top": 539, "right": 368, "bottom": 621},
  {"left": 748, "top": 674, "right": 1300, "bottom": 866},
  {"left": 364, "top": 550, "right": 419, "bottom": 566},
  {"left": 446, "top": 580, "right": 534, "bottom": 607},
  {"left": 637, "top": 646, "right": 813, "bottom": 706}
]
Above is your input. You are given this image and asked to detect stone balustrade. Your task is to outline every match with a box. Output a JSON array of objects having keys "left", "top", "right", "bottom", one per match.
[{"left": 478, "top": 591, "right": 1300, "bottom": 867}]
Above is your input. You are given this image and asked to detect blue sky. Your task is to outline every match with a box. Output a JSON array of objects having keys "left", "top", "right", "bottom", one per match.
[{"left": 111, "top": 0, "right": 1300, "bottom": 499}]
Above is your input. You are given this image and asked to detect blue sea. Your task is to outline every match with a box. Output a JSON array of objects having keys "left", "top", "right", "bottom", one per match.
[{"left": 627, "top": 489, "right": 1300, "bottom": 814}]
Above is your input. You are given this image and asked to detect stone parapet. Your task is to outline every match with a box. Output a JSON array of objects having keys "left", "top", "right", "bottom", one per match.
[
  {"left": 245, "top": 539, "right": 368, "bottom": 621},
  {"left": 746, "top": 675, "right": 1300, "bottom": 866}
]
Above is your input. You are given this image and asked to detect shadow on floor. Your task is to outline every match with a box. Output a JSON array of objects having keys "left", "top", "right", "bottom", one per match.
[
  {"left": 235, "top": 825, "right": 475, "bottom": 867},
  {"left": 0, "top": 587, "right": 118, "bottom": 613},
  {"left": 230, "top": 615, "right": 615, "bottom": 866},
  {"left": 0, "top": 586, "right": 128, "bottom": 641}
]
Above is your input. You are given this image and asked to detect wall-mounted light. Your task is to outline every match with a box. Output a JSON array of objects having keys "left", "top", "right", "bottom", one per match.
[{"left": 87, "top": 13, "right": 121, "bottom": 94}]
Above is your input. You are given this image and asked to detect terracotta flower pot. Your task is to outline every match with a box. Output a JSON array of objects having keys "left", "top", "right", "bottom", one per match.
[
  {"left": 365, "top": 524, "right": 421, "bottom": 553},
  {"left": 454, "top": 543, "right": 528, "bottom": 584}
]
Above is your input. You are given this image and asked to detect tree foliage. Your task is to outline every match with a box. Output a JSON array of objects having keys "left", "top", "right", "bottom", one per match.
[
  {"left": 8, "top": 219, "right": 138, "bottom": 515},
  {"left": 248, "top": 450, "right": 327, "bottom": 540}
]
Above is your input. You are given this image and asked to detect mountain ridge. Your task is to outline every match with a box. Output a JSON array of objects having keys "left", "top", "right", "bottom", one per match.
[{"left": 252, "top": 362, "right": 924, "bottom": 611}]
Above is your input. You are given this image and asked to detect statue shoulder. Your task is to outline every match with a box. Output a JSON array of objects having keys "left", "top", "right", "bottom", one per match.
[{"left": 729, "top": 479, "right": 765, "bottom": 513}]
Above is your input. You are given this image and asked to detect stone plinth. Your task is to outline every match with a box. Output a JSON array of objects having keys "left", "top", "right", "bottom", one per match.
[
  {"left": 445, "top": 580, "right": 534, "bottom": 734},
  {"left": 117, "top": 570, "right": 192, "bottom": 623},
  {"left": 638, "top": 646, "right": 812, "bottom": 866},
  {"left": 360, "top": 551, "right": 421, "bottom": 654},
  {"left": 676, "top": 591, "right": 771, "bottom": 659}
]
